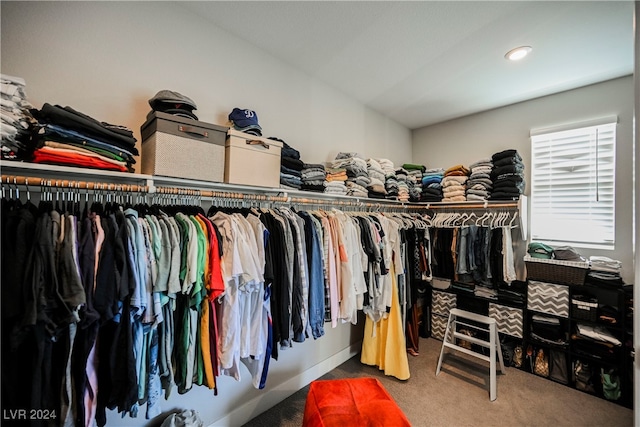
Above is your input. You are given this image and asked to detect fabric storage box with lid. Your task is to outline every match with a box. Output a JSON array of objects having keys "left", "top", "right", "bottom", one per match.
[
  {"left": 431, "top": 290, "right": 456, "bottom": 317},
  {"left": 488, "top": 303, "right": 524, "bottom": 338},
  {"left": 225, "top": 129, "right": 282, "bottom": 187},
  {"left": 527, "top": 280, "right": 570, "bottom": 318},
  {"left": 141, "top": 111, "right": 228, "bottom": 182},
  {"left": 524, "top": 254, "right": 589, "bottom": 286}
]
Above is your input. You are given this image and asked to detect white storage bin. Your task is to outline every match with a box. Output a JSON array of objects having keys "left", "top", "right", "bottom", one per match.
[{"left": 224, "top": 129, "right": 282, "bottom": 187}]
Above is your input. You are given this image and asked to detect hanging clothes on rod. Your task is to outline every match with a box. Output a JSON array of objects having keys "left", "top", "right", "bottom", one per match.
[{"left": 1, "top": 175, "right": 431, "bottom": 427}]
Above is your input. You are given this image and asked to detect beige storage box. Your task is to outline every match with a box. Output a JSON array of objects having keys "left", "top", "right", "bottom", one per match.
[
  {"left": 141, "top": 112, "right": 228, "bottom": 182},
  {"left": 225, "top": 129, "right": 282, "bottom": 187}
]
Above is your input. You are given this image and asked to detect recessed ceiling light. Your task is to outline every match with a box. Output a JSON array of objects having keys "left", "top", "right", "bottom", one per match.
[{"left": 505, "top": 46, "right": 532, "bottom": 61}]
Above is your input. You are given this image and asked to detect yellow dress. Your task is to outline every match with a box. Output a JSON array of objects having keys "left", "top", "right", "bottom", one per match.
[{"left": 360, "top": 263, "right": 410, "bottom": 380}]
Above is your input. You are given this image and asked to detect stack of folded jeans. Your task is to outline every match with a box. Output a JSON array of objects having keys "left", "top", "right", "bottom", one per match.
[
  {"left": 1, "top": 74, "right": 35, "bottom": 161},
  {"left": 279, "top": 140, "right": 303, "bottom": 189},
  {"left": 421, "top": 168, "right": 444, "bottom": 202},
  {"left": 301, "top": 163, "right": 326, "bottom": 192},
  {"left": 466, "top": 159, "right": 493, "bottom": 201},
  {"left": 280, "top": 158, "right": 303, "bottom": 189},
  {"left": 490, "top": 149, "right": 525, "bottom": 200},
  {"left": 366, "top": 158, "right": 387, "bottom": 199},
  {"left": 30, "top": 103, "right": 138, "bottom": 172}
]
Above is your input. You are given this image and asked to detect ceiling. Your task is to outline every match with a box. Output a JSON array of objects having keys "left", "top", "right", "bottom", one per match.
[{"left": 179, "top": 1, "right": 634, "bottom": 130}]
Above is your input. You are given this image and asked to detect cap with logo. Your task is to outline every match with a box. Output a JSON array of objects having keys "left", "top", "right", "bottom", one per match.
[{"left": 228, "top": 107, "right": 262, "bottom": 136}]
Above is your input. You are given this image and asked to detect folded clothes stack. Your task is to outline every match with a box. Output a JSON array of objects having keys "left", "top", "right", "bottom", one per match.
[
  {"left": 376, "top": 158, "right": 397, "bottom": 200},
  {"left": 395, "top": 168, "right": 410, "bottom": 202},
  {"left": 490, "top": 149, "right": 525, "bottom": 200},
  {"left": 30, "top": 103, "right": 138, "bottom": 172},
  {"left": 301, "top": 163, "right": 326, "bottom": 192},
  {"left": 441, "top": 165, "right": 469, "bottom": 202},
  {"left": 421, "top": 168, "right": 444, "bottom": 202},
  {"left": 324, "top": 167, "right": 347, "bottom": 195},
  {"left": 587, "top": 256, "right": 624, "bottom": 287},
  {"left": 1, "top": 74, "right": 36, "bottom": 160},
  {"left": 332, "top": 152, "right": 369, "bottom": 198},
  {"left": 466, "top": 159, "right": 493, "bottom": 201},
  {"left": 404, "top": 163, "right": 425, "bottom": 202},
  {"left": 366, "top": 158, "right": 387, "bottom": 199},
  {"left": 279, "top": 141, "right": 303, "bottom": 189}
]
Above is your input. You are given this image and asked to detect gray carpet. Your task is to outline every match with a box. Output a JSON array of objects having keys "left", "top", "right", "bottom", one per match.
[{"left": 243, "top": 337, "right": 633, "bottom": 427}]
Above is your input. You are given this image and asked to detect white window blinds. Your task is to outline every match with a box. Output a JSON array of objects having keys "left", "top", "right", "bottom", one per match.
[{"left": 530, "top": 121, "right": 616, "bottom": 248}]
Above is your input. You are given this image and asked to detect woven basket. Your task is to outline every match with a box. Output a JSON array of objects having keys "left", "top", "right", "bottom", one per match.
[{"left": 524, "top": 255, "right": 589, "bottom": 286}]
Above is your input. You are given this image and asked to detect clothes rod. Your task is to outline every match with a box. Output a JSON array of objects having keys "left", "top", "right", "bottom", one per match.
[
  {"left": 426, "top": 201, "right": 520, "bottom": 209},
  {"left": 1, "top": 174, "right": 149, "bottom": 193}
]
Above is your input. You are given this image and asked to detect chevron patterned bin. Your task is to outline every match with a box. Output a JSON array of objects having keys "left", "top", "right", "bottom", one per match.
[
  {"left": 431, "top": 313, "right": 449, "bottom": 341},
  {"left": 432, "top": 290, "right": 456, "bottom": 316},
  {"left": 527, "top": 280, "right": 570, "bottom": 318},
  {"left": 488, "top": 303, "right": 524, "bottom": 338}
]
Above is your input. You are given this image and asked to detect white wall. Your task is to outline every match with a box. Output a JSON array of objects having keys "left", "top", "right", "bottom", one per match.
[
  {"left": 412, "top": 76, "right": 635, "bottom": 283},
  {"left": 0, "top": 1, "right": 412, "bottom": 169},
  {"left": 0, "top": 2, "right": 408, "bottom": 426}
]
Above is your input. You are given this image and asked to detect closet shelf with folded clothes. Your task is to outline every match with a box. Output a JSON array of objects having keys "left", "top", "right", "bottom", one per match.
[
  {"left": 1, "top": 161, "right": 530, "bottom": 216},
  {"left": 0, "top": 161, "right": 426, "bottom": 212}
]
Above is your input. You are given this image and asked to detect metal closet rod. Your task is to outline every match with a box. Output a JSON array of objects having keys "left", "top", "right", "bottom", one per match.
[
  {"left": 426, "top": 201, "right": 520, "bottom": 209},
  {"left": 1, "top": 174, "right": 149, "bottom": 193},
  {"left": 1, "top": 174, "right": 425, "bottom": 211}
]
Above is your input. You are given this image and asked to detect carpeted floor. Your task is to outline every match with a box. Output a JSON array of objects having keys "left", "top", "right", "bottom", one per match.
[{"left": 243, "top": 337, "right": 633, "bottom": 427}]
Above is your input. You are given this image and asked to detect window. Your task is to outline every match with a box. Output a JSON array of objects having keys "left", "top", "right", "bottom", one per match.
[{"left": 530, "top": 119, "right": 616, "bottom": 249}]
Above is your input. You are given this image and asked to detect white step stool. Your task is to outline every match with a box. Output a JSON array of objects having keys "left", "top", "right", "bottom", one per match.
[{"left": 435, "top": 308, "right": 506, "bottom": 401}]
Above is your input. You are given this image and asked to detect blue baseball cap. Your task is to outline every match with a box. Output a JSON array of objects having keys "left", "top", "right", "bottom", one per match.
[{"left": 229, "top": 108, "right": 259, "bottom": 128}]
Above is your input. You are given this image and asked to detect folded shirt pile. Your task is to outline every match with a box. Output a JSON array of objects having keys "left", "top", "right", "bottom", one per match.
[
  {"left": 490, "top": 149, "right": 525, "bottom": 200},
  {"left": 442, "top": 165, "right": 469, "bottom": 202},
  {"left": 587, "top": 256, "right": 624, "bottom": 287},
  {"left": 395, "top": 168, "right": 410, "bottom": 202},
  {"left": 324, "top": 167, "right": 348, "bottom": 195},
  {"left": 366, "top": 158, "right": 387, "bottom": 199},
  {"left": 404, "top": 163, "right": 425, "bottom": 202},
  {"left": 375, "top": 158, "right": 398, "bottom": 200},
  {"left": 279, "top": 141, "right": 303, "bottom": 189},
  {"left": 575, "top": 323, "right": 622, "bottom": 347},
  {"left": 332, "top": 153, "right": 369, "bottom": 198},
  {"left": 1, "top": 74, "right": 35, "bottom": 161},
  {"left": 466, "top": 159, "right": 493, "bottom": 201},
  {"left": 301, "top": 163, "right": 326, "bottom": 192},
  {"left": 421, "top": 168, "right": 444, "bottom": 202},
  {"left": 30, "top": 103, "right": 138, "bottom": 172}
]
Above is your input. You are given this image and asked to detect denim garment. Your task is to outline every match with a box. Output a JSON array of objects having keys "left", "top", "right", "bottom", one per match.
[
  {"left": 457, "top": 227, "right": 470, "bottom": 274},
  {"left": 145, "top": 326, "right": 162, "bottom": 419},
  {"left": 299, "top": 212, "right": 325, "bottom": 339}
]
